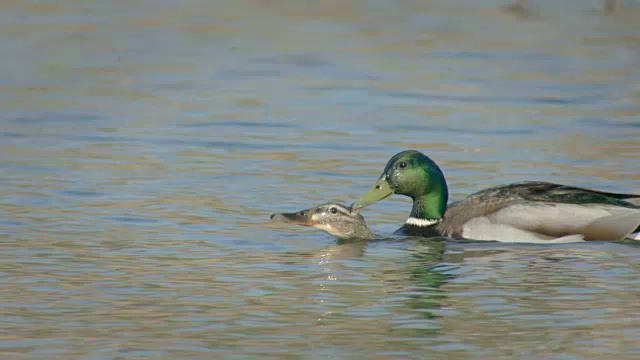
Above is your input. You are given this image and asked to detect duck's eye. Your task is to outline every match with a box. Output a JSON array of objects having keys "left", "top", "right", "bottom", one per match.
[
  {"left": 299, "top": 211, "right": 305, "bottom": 216},
  {"left": 399, "top": 161, "right": 407, "bottom": 169},
  {"left": 330, "top": 207, "right": 338, "bottom": 214}
]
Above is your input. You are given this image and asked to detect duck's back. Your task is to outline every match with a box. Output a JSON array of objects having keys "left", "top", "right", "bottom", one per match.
[
  {"left": 478, "top": 181, "right": 639, "bottom": 207},
  {"left": 438, "top": 181, "right": 640, "bottom": 242}
]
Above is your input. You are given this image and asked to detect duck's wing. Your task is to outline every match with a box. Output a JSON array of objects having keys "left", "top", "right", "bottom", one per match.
[
  {"left": 440, "top": 182, "right": 640, "bottom": 242},
  {"left": 511, "top": 181, "right": 640, "bottom": 208}
]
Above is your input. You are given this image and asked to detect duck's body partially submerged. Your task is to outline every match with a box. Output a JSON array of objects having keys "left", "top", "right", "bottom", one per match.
[
  {"left": 271, "top": 203, "right": 374, "bottom": 240},
  {"left": 353, "top": 150, "right": 640, "bottom": 243}
]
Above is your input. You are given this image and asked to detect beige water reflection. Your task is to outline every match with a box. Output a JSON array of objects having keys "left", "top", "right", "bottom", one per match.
[{"left": 2, "top": 0, "right": 640, "bottom": 359}]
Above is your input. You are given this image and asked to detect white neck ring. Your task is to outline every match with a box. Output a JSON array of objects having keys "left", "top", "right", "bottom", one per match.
[{"left": 405, "top": 217, "right": 441, "bottom": 227}]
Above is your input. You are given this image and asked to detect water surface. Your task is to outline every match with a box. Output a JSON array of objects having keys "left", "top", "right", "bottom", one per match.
[{"left": 2, "top": 0, "right": 640, "bottom": 358}]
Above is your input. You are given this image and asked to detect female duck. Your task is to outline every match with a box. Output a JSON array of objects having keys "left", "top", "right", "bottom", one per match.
[
  {"left": 271, "top": 203, "right": 374, "bottom": 240},
  {"left": 353, "top": 150, "right": 640, "bottom": 242}
]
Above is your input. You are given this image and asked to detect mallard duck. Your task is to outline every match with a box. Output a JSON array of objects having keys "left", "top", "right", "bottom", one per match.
[
  {"left": 352, "top": 150, "right": 640, "bottom": 243},
  {"left": 271, "top": 203, "right": 374, "bottom": 240}
]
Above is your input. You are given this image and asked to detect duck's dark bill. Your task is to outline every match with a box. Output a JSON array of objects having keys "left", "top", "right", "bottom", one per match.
[
  {"left": 352, "top": 176, "right": 393, "bottom": 209},
  {"left": 270, "top": 211, "right": 314, "bottom": 226}
]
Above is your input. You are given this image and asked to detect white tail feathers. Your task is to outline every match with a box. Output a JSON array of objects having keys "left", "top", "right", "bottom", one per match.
[
  {"left": 628, "top": 232, "right": 640, "bottom": 240},
  {"left": 583, "top": 213, "right": 640, "bottom": 241}
]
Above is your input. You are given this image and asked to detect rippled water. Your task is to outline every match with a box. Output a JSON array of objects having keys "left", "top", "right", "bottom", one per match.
[{"left": 2, "top": 0, "right": 640, "bottom": 358}]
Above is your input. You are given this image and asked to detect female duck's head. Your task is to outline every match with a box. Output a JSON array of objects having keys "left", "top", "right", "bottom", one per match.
[
  {"left": 353, "top": 150, "right": 448, "bottom": 219},
  {"left": 271, "top": 203, "right": 373, "bottom": 240}
]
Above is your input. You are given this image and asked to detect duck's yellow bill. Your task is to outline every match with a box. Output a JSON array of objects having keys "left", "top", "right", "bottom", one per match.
[{"left": 352, "top": 177, "right": 393, "bottom": 209}]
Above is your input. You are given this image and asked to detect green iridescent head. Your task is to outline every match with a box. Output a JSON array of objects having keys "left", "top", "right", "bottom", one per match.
[{"left": 352, "top": 150, "right": 448, "bottom": 219}]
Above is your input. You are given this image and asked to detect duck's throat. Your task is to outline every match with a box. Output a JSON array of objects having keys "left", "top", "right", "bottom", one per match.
[{"left": 407, "top": 192, "right": 446, "bottom": 227}]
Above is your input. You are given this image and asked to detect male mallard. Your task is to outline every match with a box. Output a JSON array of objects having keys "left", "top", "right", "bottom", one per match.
[
  {"left": 271, "top": 203, "right": 374, "bottom": 240},
  {"left": 352, "top": 150, "right": 640, "bottom": 243}
]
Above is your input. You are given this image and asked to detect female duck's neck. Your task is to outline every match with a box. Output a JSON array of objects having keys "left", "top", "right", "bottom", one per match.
[{"left": 407, "top": 190, "right": 448, "bottom": 226}]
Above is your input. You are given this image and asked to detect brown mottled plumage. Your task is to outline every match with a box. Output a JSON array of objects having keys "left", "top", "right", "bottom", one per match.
[{"left": 271, "top": 203, "right": 374, "bottom": 240}]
